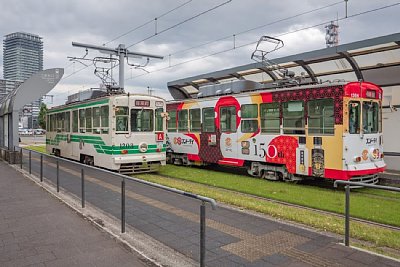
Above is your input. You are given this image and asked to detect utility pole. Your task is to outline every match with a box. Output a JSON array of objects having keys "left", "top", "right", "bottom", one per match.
[{"left": 71, "top": 42, "right": 163, "bottom": 91}]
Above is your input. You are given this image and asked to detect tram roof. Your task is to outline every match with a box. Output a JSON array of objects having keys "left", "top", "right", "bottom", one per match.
[{"left": 167, "top": 32, "right": 400, "bottom": 100}]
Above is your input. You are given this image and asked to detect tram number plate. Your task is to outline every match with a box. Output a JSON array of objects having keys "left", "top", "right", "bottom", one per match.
[{"left": 120, "top": 143, "right": 134, "bottom": 149}]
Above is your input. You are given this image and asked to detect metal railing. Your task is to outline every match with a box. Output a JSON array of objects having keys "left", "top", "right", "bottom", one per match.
[
  {"left": 334, "top": 180, "right": 400, "bottom": 246},
  {"left": 10, "top": 146, "right": 217, "bottom": 267}
]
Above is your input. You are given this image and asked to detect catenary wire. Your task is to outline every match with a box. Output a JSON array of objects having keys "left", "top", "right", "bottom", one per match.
[
  {"left": 103, "top": 0, "right": 194, "bottom": 46},
  {"left": 168, "top": 0, "right": 343, "bottom": 57},
  {"left": 125, "top": 1, "right": 400, "bottom": 81},
  {"left": 126, "top": 0, "right": 233, "bottom": 49}
]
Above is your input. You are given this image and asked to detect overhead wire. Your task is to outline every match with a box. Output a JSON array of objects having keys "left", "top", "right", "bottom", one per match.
[
  {"left": 168, "top": 0, "right": 343, "bottom": 57},
  {"left": 125, "top": 1, "right": 400, "bottom": 81},
  {"left": 62, "top": 0, "right": 195, "bottom": 81},
  {"left": 103, "top": 0, "right": 194, "bottom": 46},
  {"left": 126, "top": 0, "right": 233, "bottom": 49}
]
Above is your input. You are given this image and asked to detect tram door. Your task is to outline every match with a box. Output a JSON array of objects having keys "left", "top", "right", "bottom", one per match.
[{"left": 218, "top": 105, "right": 238, "bottom": 161}]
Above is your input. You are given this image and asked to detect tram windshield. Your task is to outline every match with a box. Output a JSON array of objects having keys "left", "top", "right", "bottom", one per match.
[
  {"left": 348, "top": 101, "right": 380, "bottom": 134},
  {"left": 131, "top": 109, "right": 154, "bottom": 132},
  {"left": 362, "top": 101, "right": 379, "bottom": 134},
  {"left": 349, "top": 101, "right": 360, "bottom": 134}
]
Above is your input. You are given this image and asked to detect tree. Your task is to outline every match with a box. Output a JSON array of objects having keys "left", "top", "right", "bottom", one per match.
[{"left": 38, "top": 103, "right": 48, "bottom": 129}]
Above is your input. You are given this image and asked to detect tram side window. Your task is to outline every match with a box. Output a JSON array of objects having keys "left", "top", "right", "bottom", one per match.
[
  {"left": 190, "top": 109, "right": 201, "bottom": 132},
  {"left": 65, "top": 111, "right": 71, "bottom": 132},
  {"left": 260, "top": 103, "right": 280, "bottom": 134},
  {"left": 100, "top": 106, "right": 109, "bottom": 134},
  {"left": 178, "top": 110, "right": 188, "bottom": 132},
  {"left": 202, "top": 108, "right": 215, "bottom": 133},
  {"left": 362, "top": 101, "right": 379, "bottom": 134},
  {"left": 49, "top": 114, "right": 55, "bottom": 132},
  {"left": 92, "top": 107, "right": 101, "bottom": 134},
  {"left": 220, "top": 106, "right": 237, "bottom": 133},
  {"left": 46, "top": 115, "right": 50, "bottom": 132},
  {"left": 56, "top": 112, "right": 64, "bottom": 132},
  {"left": 168, "top": 110, "right": 177, "bottom": 132},
  {"left": 283, "top": 101, "right": 305, "bottom": 135},
  {"left": 349, "top": 101, "right": 360, "bottom": 134},
  {"left": 308, "top": 99, "right": 334, "bottom": 135},
  {"left": 72, "top": 110, "right": 78, "bottom": 133},
  {"left": 115, "top": 106, "right": 129, "bottom": 133},
  {"left": 155, "top": 108, "right": 163, "bottom": 132},
  {"left": 241, "top": 104, "right": 258, "bottom": 133},
  {"left": 131, "top": 109, "right": 153, "bottom": 132},
  {"left": 79, "top": 109, "right": 86, "bottom": 133},
  {"left": 85, "top": 108, "right": 92, "bottom": 133}
]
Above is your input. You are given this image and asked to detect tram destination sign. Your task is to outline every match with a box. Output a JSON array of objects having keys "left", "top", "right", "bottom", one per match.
[{"left": 135, "top": 100, "right": 150, "bottom": 107}]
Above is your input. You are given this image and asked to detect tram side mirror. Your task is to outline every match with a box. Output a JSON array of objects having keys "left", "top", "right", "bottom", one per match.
[{"left": 161, "top": 112, "right": 170, "bottom": 120}]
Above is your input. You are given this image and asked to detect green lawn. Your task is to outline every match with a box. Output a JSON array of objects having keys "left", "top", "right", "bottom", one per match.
[
  {"left": 138, "top": 165, "right": 400, "bottom": 227},
  {"left": 23, "top": 145, "right": 47, "bottom": 154}
]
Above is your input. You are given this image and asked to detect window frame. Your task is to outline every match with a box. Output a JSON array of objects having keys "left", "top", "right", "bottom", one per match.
[
  {"left": 307, "top": 98, "right": 334, "bottom": 135},
  {"left": 72, "top": 110, "right": 78, "bottom": 133},
  {"left": 240, "top": 104, "right": 258, "bottom": 133},
  {"left": 178, "top": 109, "right": 189, "bottom": 132},
  {"left": 189, "top": 108, "right": 201, "bottom": 132},
  {"left": 130, "top": 108, "right": 154, "bottom": 132},
  {"left": 282, "top": 100, "right": 305, "bottom": 135},
  {"left": 348, "top": 101, "right": 361, "bottom": 134},
  {"left": 202, "top": 107, "right": 215, "bottom": 133},
  {"left": 115, "top": 106, "right": 129, "bottom": 133},
  {"left": 260, "top": 102, "right": 280, "bottom": 134},
  {"left": 168, "top": 110, "right": 177, "bottom": 132},
  {"left": 220, "top": 106, "right": 237, "bottom": 133}
]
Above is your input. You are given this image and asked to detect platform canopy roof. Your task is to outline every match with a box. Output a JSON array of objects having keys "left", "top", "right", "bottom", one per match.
[{"left": 167, "top": 32, "right": 400, "bottom": 100}]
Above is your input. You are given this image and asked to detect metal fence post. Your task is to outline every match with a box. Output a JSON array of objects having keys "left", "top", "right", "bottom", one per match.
[
  {"left": 56, "top": 160, "right": 60, "bottom": 193},
  {"left": 345, "top": 185, "right": 350, "bottom": 246},
  {"left": 200, "top": 201, "right": 206, "bottom": 267},
  {"left": 81, "top": 168, "right": 85, "bottom": 208},
  {"left": 40, "top": 154, "right": 43, "bottom": 182},
  {"left": 121, "top": 178, "right": 126, "bottom": 233},
  {"left": 20, "top": 148, "right": 23, "bottom": 169},
  {"left": 29, "top": 150, "right": 31, "bottom": 174}
]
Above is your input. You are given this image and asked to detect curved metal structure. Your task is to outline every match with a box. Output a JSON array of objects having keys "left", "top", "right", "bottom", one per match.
[{"left": 0, "top": 68, "right": 64, "bottom": 149}]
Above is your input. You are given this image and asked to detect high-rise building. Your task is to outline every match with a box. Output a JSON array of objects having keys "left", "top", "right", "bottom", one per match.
[
  {"left": 3, "top": 32, "right": 43, "bottom": 81},
  {"left": 3, "top": 32, "right": 43, "bottom": 128},
  {"left": 0, "top": 79, "right": 22, "bottom": 101}
]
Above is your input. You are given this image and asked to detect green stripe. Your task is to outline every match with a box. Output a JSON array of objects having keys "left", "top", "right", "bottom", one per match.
[
  {"left": 48, "top": 99, "right": 109, "bottom": 114},
  {"left": 46, "top": 134, "right": 165, "bottom": 155}
]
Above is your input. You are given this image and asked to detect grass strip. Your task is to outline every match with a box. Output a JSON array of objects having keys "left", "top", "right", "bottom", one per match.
[
  {"left": 24, "top": 145, "right": 47, "bottom": 154},
  {"left": 155, "top": 165, "right": 400, "bottom": 227}
]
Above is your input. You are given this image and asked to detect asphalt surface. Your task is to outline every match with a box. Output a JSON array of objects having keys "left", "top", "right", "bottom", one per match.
[
  {"left": 13, "top": 150, "right": 400, "bottom": 267},
  {"left": 0, "top": 160, "right": 151, "bottom": 267}
]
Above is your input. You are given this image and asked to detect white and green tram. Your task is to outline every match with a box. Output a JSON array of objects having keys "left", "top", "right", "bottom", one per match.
[{"left": 46, "top": 92, "right": 167, "bottom": 173}]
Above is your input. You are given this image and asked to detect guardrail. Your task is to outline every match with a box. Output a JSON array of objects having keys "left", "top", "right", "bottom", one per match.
[
  {"left": 9, "top": 146, "right": 217, "bottom": 267},
  {"left": 333, "top": 180, "right": 400, "bottom": 247}
]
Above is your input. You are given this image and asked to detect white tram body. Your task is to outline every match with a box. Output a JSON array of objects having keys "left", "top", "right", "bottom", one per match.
[{"left": 46, "top": 92, "right": 166, "bottom": 173}]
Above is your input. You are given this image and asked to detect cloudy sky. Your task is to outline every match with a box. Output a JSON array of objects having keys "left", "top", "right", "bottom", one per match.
[{"left": 0, "top": 0, "right": 399, "bottom": 106}]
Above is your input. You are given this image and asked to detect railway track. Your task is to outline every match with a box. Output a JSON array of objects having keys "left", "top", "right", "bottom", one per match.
[{"left": 139, "top": 172, "right": 400, "bottom": 233}]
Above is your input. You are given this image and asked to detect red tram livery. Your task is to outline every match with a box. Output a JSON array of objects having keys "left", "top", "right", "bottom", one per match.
[{"left": 166, "top": 80, "right": 385, "bottom": 183}]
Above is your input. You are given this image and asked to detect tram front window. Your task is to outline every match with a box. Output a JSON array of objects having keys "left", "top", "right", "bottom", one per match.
[
  {"left": 131, "top": 109, "right": 154, "bottom": 132},
  {"left": 362, "top": 101, "right": 379, "bottom": 134},
  {"left": 348, "top": 101, "right": 360, "bottom": 134}
]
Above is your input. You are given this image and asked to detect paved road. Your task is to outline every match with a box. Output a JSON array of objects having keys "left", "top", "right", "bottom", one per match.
[
  {"left": 19, "top": 151, "right": 400, "bottom": 267},
  {"left": 0, "top": 160, "right": 151, "bottom": 267}
]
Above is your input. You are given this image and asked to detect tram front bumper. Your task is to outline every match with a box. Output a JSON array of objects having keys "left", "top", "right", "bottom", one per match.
[{"left": 113, "top": 154, "right": 166, "bottom": 165}]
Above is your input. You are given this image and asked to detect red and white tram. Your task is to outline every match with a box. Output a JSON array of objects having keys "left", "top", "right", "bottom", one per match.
[{"left": 166, "top": 80, "right": 385, "bottom": 183}]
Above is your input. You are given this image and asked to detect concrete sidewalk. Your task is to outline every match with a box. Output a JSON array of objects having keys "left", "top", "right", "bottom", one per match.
[{"left": 0, "top": 161, "right": 150, "bottom": 267}]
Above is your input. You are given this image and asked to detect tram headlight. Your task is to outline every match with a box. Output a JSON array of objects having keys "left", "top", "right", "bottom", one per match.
[
  {"left": 353, "top": 156, "right": 362, "bottom": 163},
  {"left": 139, "top": 142, "right": 148, "bottom": 153}
]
